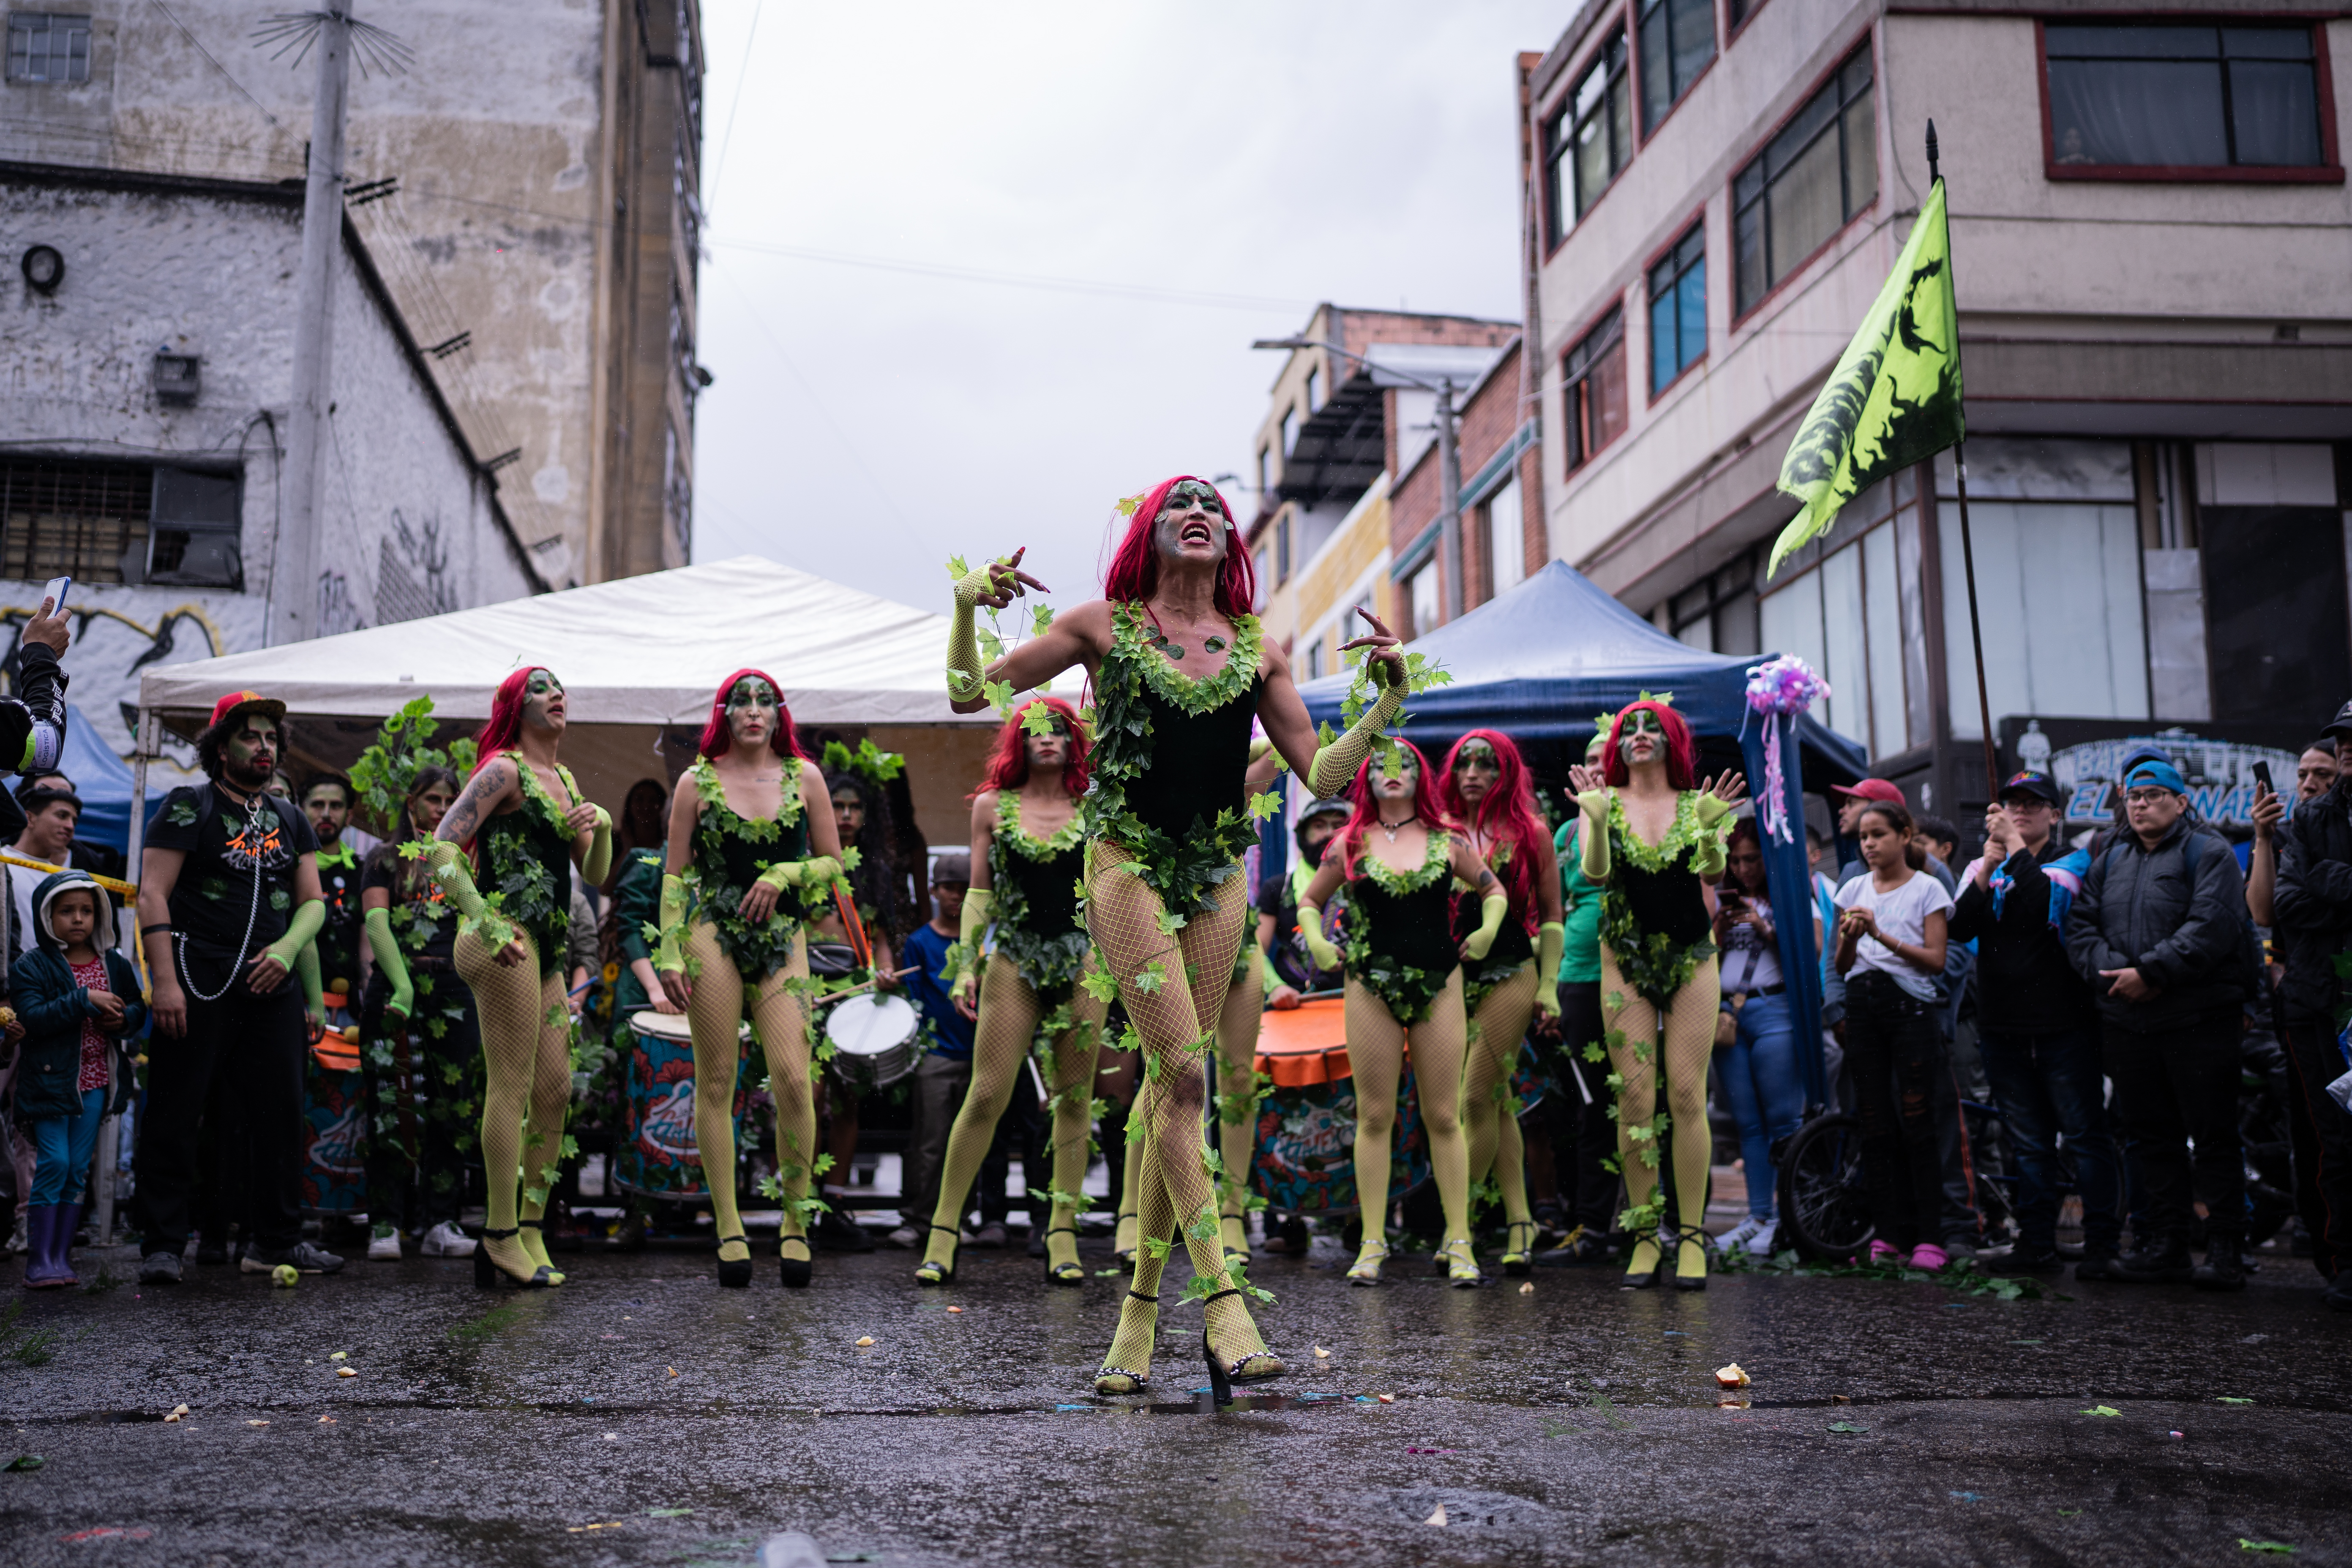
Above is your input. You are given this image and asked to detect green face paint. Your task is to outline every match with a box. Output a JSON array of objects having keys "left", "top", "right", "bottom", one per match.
[
  {"left": 522, "top": 669, "right": 564, "bottom": 733},
  {"left": 727, "top": 678, "right": 777, "bottom": 746},
  {"left": 224, "top": 718, "right": 279, "bottom": 785},
  {"left": 1151, "top": 480, "right": 1230, "bottom": 564}
]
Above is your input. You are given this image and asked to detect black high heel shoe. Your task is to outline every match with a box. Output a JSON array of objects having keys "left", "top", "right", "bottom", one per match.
[
  {"left": 1620, "top": 1232, "right": 1664, "bottom": 1290},
  {"left": 914, "top": 1224, "right": 960, "bottom": 1286},
  {"left": 473, "top": 1226, "right": 549, "bottom": 1289},
  {"left": 1042, "top": 1225, "right": 1084, "bottom": 1286},
  {"left": 1093, "top": 1290, "right": 1158, "bottom": 1394},
  {"left": 715, "top": 1234, "right": 753, "bottom": 1289},
  {"left": 516, "top": 1218, "right": 566, "bottom": 1286},
  {"left": 778, "top": 1234, "right": 812, "bottom": 1289},
  {"left": 1197, "top": 1286, "right": 1285, "bottom": 1407},
  {"left": 1672, "top": 1224, "right": 1711, "bottom": 1292}
]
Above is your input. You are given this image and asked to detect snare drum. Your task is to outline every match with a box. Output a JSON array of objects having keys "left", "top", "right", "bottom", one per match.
[
  {"left": 1248, "top": 997, "right": 1430, "bottom": 1216},
  {"left": 827, "top": 993, "right": 920, "bottom": 1091},
  {"left": 614, "top": 1009, "right": 753, "bottom": 1201}
]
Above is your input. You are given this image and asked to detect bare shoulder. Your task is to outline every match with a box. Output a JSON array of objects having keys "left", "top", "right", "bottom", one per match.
[
  {"left": 971, "top": 789, "right": 1001, "bottom": 826},
  {"left": 1258, "top": 634, "right": 1294, "bottom": 682},
  {"left": 1058, "top": 598, "right": 1116, "bottom": 649}
]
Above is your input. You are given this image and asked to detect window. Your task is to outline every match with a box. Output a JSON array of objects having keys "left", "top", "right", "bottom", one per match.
[
  {"left": 2045, "top": 24, "right": 2325, "bottom": 173},
  {"left": 1305, "top": 366, "right": 1321, "bottom": 414},
  {"left": 1276, "top": 514, "right": 1292, "bottom": 583},
  {"left": 1408, "top": 563, "right": 1439, "bottom": 637},
  {"left": 1486, "top": 472, "right": 1524, "bottom": 597},
  {"left": 1563, "top": 306, "right": 1627, "bottom": 472},
  {"left": 1281, "top": 406, "right": 1299, "bottom": 458},
  {"left": 1638, "top": 0, "right": 1715, "bottom": 134},
  {"left": 1252, "top": 544, "right": 1271, "bottom": 603},
  {"left": 1733, "top": 45, "right": 1877, "bottom": 316},
  {"left": 1305, "top": 640, "right": 1323, "bottom": 680},
  {"left": 1256, "top": 445, "right": 1269, "bottom": 497},
  {"left": 1646, "top": 223, "right": 1706, "bottom": 394},
  {"left": 1553, "top": 27, "right": 1631, "bottom": 233},
  {"left": 1668, "top": 551, "right": 1758, "bottom": 655},
  {"left": 1728, "top": 0, "right": 1759, "bottom": 30},
  {"left": 6, "top": 13, "right": 88, "bottom": 83},
  {"left": 0, "top": 458, "right": 241, "bottom": 587}
]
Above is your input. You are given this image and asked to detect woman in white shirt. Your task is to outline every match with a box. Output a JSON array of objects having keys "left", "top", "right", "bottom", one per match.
[{"left": 1833, "top": 799, "right": 1972, "bottom": 1271}]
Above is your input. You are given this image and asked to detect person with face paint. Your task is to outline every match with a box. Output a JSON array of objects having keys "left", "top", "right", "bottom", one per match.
[
  {"left": 135, "top": 692, "right": 334, "bottom": 1285},
  {"left": 1438, "top": 730, "right": 1564, "bottom": 1277},
  {"left": 914, "top": 696, "right": 1108, "bottom": 1287},
  {"left": 423, "top": 668, "right": 613, "bottom": 1289},
  {"left": 1569, "top": 698, "right": 1746, "bottom": 1290},
  {"left": 652, "top": 671, "right": 846, "bottom": 1288},
  {"left": 1295, "top": 739, "right": 1506, "bottom": 1285},
  {"left": 946, "top": 475, "right": 1414, "bottom": 1398}
]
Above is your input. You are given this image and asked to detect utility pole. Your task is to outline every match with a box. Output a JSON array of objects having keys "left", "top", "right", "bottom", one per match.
[
  {"left": 272, "top": 0, "right": 355, "bottom": 645},
  {"left": 1434, "top": 380, "right": 1464, "bottom": 624}
]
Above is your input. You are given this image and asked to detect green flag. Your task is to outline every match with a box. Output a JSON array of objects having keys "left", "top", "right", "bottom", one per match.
[{"left": 1769, "top": 179, "right": 1962, "bottom": 575}]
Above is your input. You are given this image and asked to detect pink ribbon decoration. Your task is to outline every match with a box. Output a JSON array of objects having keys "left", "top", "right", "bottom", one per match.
[{"left": 1741, "top": 655, "right": 1831, "bottom": 845}]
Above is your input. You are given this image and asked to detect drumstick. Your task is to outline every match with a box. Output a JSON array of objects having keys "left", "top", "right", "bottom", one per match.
[{"left": 811, "top": 966, "right": 922, "bottom": 1009}]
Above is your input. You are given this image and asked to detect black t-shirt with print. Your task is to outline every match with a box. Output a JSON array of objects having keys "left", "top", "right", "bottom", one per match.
[
  {"left": 312, "top": 839, "right": 366, "bottom": 991},
  {"left": 148, "top": 784, "right": 319, "bottom": 959}
]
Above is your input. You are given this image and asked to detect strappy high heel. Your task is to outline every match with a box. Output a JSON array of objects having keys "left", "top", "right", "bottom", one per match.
[
  {"left": 1441, "top": 1237, "right": 1483, "bottom": 1288},
  {"left": 1042, "top": 1225, "right": 1084, "bottom": 1287},
  {"left": 914, "top": 1224, "right": 960, "bottom": 1286},
  {"left": 473, "top": 1226, "right": 548, "bottom": 1289},
  {"left": 778, "top": 1233, "right": 812, "bottom": 1289},
  {"left": 1094, "top": 1290, "right": 1158, "bottom": 1394},
  {"left": 1673, "top": 1224, "right": 1711, "bottom": 1292},
  {"left": 1501, "top": 1219, "right": 1537, "bottom": 1277},
  {"left": 516, "top": 1218, "right": 565, "bottom": 1286},
  {"left": 1620, "top": 1232, "right": 1664, "bottom": 1290},
  {"left": 1198, "top": 1286, "right": 1284, "bottom": 1407},
  {"left": 1111, "top": 1209, "right": 1138, "bottom": 1265},
  {"left": 714, "top": 1234, "right": 752, "bottom": 1289},
  {"left": 1346, "top": 1237, "right": 1389, "bottom": 1286}
]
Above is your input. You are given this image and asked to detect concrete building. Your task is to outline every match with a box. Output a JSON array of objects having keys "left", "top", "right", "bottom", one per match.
[
  {"left": 1245, "top": 305, "right": 1514, "bottom": 676},
  {"left": 0, "top": 0, "right": 706, "bottom": 589},
  {"left": 1520, "top": 0, "right": 2352, "bottom": 825},
  {"left": 0, "top": 165, "right": 537, "bottom": 786},
  {"left": 1388, "top": 337, "right": 1544, "bottom": 641}
]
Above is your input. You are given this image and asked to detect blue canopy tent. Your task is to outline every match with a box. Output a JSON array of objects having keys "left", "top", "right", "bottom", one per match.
[
  {"left": 1293, "top": 560, "right": 1869, "bottom": 1104},
  {"left": 57, "top": 702, "right": 136, "bottom": 852}
]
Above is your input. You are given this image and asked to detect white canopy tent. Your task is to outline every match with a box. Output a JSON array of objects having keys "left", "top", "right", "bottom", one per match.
[{"left": 130, "top": 556, "right": 1000, "bottom": 861}]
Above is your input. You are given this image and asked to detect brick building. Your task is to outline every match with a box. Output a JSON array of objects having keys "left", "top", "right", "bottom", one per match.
[{"left": 1387, "top": 337, "right": 1544, "bottom": 641}]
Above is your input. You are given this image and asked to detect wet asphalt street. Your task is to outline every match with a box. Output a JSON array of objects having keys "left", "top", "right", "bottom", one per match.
[{"left": 1, "top": 1236, "right": 2348, "bottom": 1568}]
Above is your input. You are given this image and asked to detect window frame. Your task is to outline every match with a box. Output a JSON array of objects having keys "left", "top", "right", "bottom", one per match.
[
  {"left": 1559, "top": 295, "right": 1630, "bottom": 477},
  {"left": 1643, "top": 213, "right": 1709, "bottom": 401},
  {"left": 2034, "top": 17, "right": 2343, "bottom": 185},
  {"left": 5, "top": 12, "right": 90, "bottom": 85},
  {"left": 1727, "top": 29, "right": 1882, "bottom": 330},
  {"left": 1726, "top": 0, "right": 1772, "bottom": 44},
  {"left": 1544, "top": 14, "right": 1636, "bottom": 256},
  {"left": 1634, "top": 0, "right": 1719, "bottom": 144}
]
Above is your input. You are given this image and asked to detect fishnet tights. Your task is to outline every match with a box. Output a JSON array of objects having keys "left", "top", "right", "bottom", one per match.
[
  {"left": 1086, "top": 842, "right": 1263, "bottom": 1371},
  {"left": 1600, "top": 946, "right": 1718, "bottom": 1263},
  {"left": 1463, "top": 962, "right": 1539, "bottom": 1231},
  {"left": 1214, "top": 949, "right": 1263, "bottom": 1248},
  {"left": 924, "top": 952, "right": 1108, "bottom": 1272},
  {"left": 455, "top": 929, "right": 571, "bottom": 1276},
  {"left": 685, "top": 924, "right": 816, "bottom": 1259},
  {"left": 1345, "top": 968, "right": 1471, "bottom": 1244}
]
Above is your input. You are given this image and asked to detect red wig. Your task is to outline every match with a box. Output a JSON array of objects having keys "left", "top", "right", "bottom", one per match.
[
  {"left": 697, "top": 668, "right": 805, "bottom": 761},
  {"left": 1100, "top": 475, "right": 1257, "bottom": 616},
  {"left": 969, "top": 695, "right": 1090, "bottom": 800},
  {"left": 1335, "top": 739, "right": 1453, "bottom": 880},
  {"left": 1601, "top": 699, "right": 1697, "bottom": 790},
  {"left": 470, "top": 666, "right": 548, "bottom": 778},
  {"left": 1439, "top": 729, "right": 1546, "bottom": 931}
]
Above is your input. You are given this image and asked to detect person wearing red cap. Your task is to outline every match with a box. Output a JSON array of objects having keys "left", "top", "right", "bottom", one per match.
[{"left": 134, "top": 690, "right": 333, "bottom": 1285}]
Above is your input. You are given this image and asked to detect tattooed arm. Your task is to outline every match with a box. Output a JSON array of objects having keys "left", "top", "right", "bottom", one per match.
[
  {"left": 428, "top": 758, "right": 529, "bottom": 967},
  {"left": 434, "top": 757, "right": 518, "bottom": 850}
]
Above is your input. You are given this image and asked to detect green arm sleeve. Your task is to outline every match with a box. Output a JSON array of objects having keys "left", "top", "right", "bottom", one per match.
[
  {"left": 1297, "top": 900, "right": 1342, "bottom": 974},
  {"left": 295, "top": 941, "right": 325, "bottom": 1020},
  {"left": 263, "top": 897, "right": 327, "bottom": 971},
  {"left": 655, "top": 873, "right": 688, "bottom": 973},
  {"left": 952, "top": 887, "right": 994, "bottom": 982},
  {"left": 425, "top": 841, "right": 488, "bottom": 922},
  {"left": 1574, "top": 794, "right": 1613, "bottom": 881},
  {"left": 1535, "top": 921, "right": 1564, "bottom": 1016},
  {"left": 1304, "top": 672, "right": 1406, "bottom": 797},
  {"left": 1691, "top": 797, "right": 1730, "bottom": 878},
  {"left": 364, "top": 905, "right": 414, "bottom": 1018},
  {"left": 946, "top": 563, "right": 998, "bottom": 700},
  {"left": 580, "top": 805, "right": 614, "bottom": 887},
  {"left": 1462, "top": 893, "right": 1510, "bottom": 961},
  {"left": 754, "top": 854, "right": 844, "bottom": 893}
]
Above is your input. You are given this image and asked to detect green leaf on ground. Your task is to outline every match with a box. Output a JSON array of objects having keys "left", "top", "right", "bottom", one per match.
[
  {"left": 2217, "top": 1396, "right": 2254, "bottom": 1405},
  {"left": 2080, "top": 1405, "right": 2121, "bottom": 1418},
  {"left": 1828, "top": 1421, "right": 1867, "bottom": 1435},
  {"left": 2239, "top": 1541, "right": 2297, "bottom": 1554}
]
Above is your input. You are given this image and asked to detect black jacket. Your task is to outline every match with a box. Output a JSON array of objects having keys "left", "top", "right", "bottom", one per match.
[
  {"left": 0, "top": 641, "right": 69, "bottom": 848},
  {"left": 2066, "top": 816, "right": 2249, "bottom": 1032},
  {"left": 1950, "top": 839, "right": 2098, "bottom": 1035},
  {"left": 2273, "top": 782, "right": 2352, "bottom": 1022}
]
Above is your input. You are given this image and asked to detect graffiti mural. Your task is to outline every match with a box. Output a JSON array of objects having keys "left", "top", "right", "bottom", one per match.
[
  {"left": 376, "top": 509, "right": 458, "bottom": 626},
  {"left": 1, "top": 597, "right": 236, "bottom": 785}
]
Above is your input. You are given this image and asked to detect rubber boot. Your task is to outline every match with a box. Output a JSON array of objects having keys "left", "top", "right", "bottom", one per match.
[
  {"left": 22, "top": 1206, "right": 69, "bottom": 1289},
  {"left": 2193, "top": 1230, "right": 2248, "bottom": 1293},
  {"left": 53, "top": 1201, "right": 82, "bottom": 1283}
]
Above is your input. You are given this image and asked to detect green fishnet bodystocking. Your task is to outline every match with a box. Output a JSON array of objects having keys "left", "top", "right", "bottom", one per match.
[
  {"left": 1098, "top": 1119, "right": 1175, "bottom": 1391},
  {"left": 1214, "top": 950, "right": 1264, "bottom": 1257},
  {"left": 683, "top": 924, "right": 819, "bottom": 1263},
  {"left": 455, "top": 928, "right": 571, "bottom": 1284},
  {"left": 1344, "top": 969, "right": 1473, "bottom": 1249},
  {"left": 1599, "top": 945, "right": 1718, "bottom": 1276},
  {"left": 1463, "top": 962, "right": 1539, "bottom": 1231}
]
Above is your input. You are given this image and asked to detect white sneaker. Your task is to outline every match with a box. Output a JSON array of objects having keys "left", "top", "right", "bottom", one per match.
[
  {"left": 884, "top": 1226, "right": 920, "bottom": 1249},
  {"left": 420, "top": 1221, "right": 476, "bottom": 1257},
  {"left": 1719, "top": 1215, "right": 1774, "bottom": 1257},
  {"left": 366, "top": 1224, "right": 403, "bottom": 1261}
]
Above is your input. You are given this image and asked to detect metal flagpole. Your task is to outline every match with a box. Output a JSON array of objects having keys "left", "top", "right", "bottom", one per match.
[{"left": 1928, "top": 121, "right": 2001, "bottom": 800}]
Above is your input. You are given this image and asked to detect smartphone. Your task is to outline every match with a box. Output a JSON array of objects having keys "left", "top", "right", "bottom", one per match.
[
  {"left": 2253, "top": 760, "right": 2275, "bottom": 798},
  {"left": 40, "top": 576, "right": 69, "bottom": 617}
]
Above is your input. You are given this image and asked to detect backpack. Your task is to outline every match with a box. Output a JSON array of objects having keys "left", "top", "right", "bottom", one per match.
[{"left": 2097, "top": 826, "right": 2262, "bottom": 1003}]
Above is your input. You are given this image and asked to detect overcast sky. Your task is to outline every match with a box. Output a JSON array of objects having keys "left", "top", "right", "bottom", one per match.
[{"left": 691, "top": 1, "right": 1564, "bottom": 614}]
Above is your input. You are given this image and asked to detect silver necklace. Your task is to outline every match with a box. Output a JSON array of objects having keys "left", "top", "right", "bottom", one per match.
[{"left": 1378, "top": 812, "right": 1416, "bottom": 844}]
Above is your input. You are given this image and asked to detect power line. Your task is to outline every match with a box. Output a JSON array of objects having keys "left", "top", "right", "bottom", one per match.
[
  {"left": 707, "top": 0, "right": 761, "bottom": 210},
  {"left": 707, "top": 234, "right": 1315, "bottom": 314}
]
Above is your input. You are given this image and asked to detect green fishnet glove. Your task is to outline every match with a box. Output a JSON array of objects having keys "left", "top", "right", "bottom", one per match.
[
  {"left": 425, "top": 841, "right": 488, "bottom": 922},
  {"left": 295, "top": 941, "right": 325, "bottom": 1028},
  {"left": 1305, "top": 671, "right": 1406, "bottom": 797},
  {"left": 1298, "top": 900, "right": 1342, "bottom": 974},
  {"left": 580, "top": 804, "right": 614, "bottom": 886},
  {"left": 1574, "top": 791, "right": 1613, "bottom": 880},
  {"left": 1462, "top": 892, "right": 1509, "bottom": 962},
  {"left": 364, "top": 905, "right": 413, "bottom": 1019},
  {"left": 753, "top": 854, "right": 843, "bottom": 894},
  {"left": 947, "top": 559, "right": 1011, "bottom": 700},
  {"left": 1693, "top": 791, "right": 1737, "bottom": 829},
  {"left": 654, "top": 873, "right": 688, "bottom": 974},
  {"left": 262, "top": 897, "right": 326, "bottom": 978},
  {"left": 1535, "top": 920, "right": 1564, "bottom": 1018},
  {"left": 951, "top": 887, "right": 994, "bottom": 1003}
]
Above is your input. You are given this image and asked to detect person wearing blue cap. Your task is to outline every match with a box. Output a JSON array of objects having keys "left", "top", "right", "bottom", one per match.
[{"left": 2067, "top": 756, "right": 2255, "bottom": 1291}]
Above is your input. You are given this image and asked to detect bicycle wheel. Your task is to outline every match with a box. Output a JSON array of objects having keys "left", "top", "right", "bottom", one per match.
[{"left": 1776, "top": 1111, "right": 1875, "bottom": 1262}]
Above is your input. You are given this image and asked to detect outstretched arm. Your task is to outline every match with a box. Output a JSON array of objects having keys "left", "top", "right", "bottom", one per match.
[
  {"left": 1258, "top": 608, "right": 1409, "bottom": 791},
  {"left": 947, "top": 551, "right": 1108, "bottom": 714}
]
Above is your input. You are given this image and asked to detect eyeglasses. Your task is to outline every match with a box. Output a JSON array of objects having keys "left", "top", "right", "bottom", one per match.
[{"left": 2123, "top": 787, "right": 2177, "bottom": 806}]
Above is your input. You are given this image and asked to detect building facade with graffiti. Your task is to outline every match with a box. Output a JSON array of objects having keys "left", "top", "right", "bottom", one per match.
[{"left": 0, "top": 163, "right": 541, "bottom": 793}]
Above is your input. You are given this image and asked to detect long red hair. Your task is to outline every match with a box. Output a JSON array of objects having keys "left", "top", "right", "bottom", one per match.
[
  {"left": 1440, "top": 729, "right": 1545, "bottom": 932},
  {"left": 1100, "top": 475, "right": 1257, "bottom": 615},
  {"left": 969, "top": 695, "right": 1089, "bottom": 800},
  {"left": 1602, "top": 699, "right": 1697, "bottom": 790},
  {"left": 1336, "top": 739, "right": 1453, "bottom": 880},
  {"left": 471, "top": 666, "right": 548, "bottom": 778},
  {"left": 697, "top": 668, "right": 805, "bottom": 761}
]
